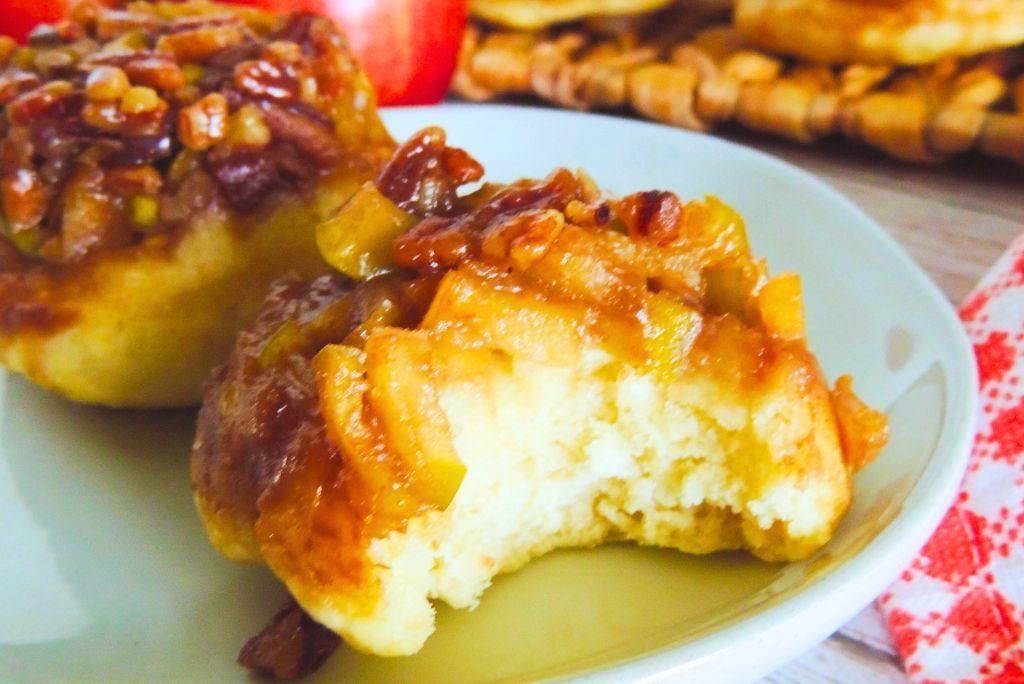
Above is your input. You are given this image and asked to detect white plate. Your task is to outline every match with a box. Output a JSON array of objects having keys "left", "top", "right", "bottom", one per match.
[{"left": 0, "top": 105, "right": 976, "bottom": 683}]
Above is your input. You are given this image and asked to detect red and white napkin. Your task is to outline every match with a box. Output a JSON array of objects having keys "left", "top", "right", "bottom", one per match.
[{"left": 878, "top": 234, "right": 1024, "bottom": 682}]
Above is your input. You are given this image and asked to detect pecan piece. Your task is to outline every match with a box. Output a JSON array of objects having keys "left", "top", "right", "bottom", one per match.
[
  {"left": 178, "top": 92, "right": 229, "bottom": 151},
  {"left": 205, "top": 147, "right": 280, "bottom": 210},
  {"left": 85, "top": 65, "right": 130, "bottom": 101},
  {"left": 258, "top": 101, "right": 339, "bottom": 167},
  {"left": 614, "top": 190, "right": 683, "bottom": 244},
  {"left": 1, "top": 169, "right": 48, "bottom": 231},
  {"left": 238, "top": 601, "right": 340, "bottom": 680},
  {"left": 0, "top": 70, "right": 41, "bottom": 104},
  {"left": 95, "top": 10, "right": 159, "bottom": 41},
  {"left": 104, "top": 164, "right": 162, "bottom": 196},
  {"left": 377, "top": 127, "right": 484, "bottom": 217},
  {"left": 156, "top": 25, "right": 246, "bottom": 62},
  {"left": 123, "top": 55, "right": 186, "bottom": 92},
  {"left": 7, "top": 81, "right": 74, "bottom": 125},
  {"left": 235, "top": 59, "right": 299, "bottom": 101}
]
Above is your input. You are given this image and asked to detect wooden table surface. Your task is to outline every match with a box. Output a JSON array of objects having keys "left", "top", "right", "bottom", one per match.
[{"left": 725, "top": 131, "right": 1023, "bottom": 682}]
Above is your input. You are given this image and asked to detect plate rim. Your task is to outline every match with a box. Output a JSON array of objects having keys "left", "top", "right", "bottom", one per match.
[{"left": 384, "top": 104, "right": 979, "bottom": 683}]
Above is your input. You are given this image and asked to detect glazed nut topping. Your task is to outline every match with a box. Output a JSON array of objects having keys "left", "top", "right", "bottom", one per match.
[
  {"left": 235, "top": 59, "right": 299, "bottom": 101},
  {"left": 124, "top": 55, "right": 186, "bottom": 92},
  {"left": 179, "top": 92, "right": 228, "bottom": 150},
  {"left": 0, "top": 1, "right": 362, "bottom": 266},
  {"left": 85, "top": 65, "right": 131, "bottom": 101},
  {"left": 225, "top": 104, "right": 271, "bottom": 148},
  {"left": 0, "top": 37, "right": 16, "bottom": 68},
  {"left": 120, "top": 85, "right": 164, "bottom": 114},
  {"left": 154, "top": 24, "right": 245, "bottom": 62}
]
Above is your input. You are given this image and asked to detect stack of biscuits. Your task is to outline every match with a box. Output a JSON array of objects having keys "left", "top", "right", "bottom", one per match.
[{"left": 455, "top": 0, "right": 1024, "bottom": 165}]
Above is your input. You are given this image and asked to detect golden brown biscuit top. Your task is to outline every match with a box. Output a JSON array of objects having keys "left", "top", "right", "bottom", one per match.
[{"left": 0, "top": 1, "right": 382, "bottom": 267}]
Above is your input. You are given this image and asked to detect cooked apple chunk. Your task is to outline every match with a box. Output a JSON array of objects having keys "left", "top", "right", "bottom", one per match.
[
  {"left": 192, "top": 130, "right": 888, "bottom": 665},
  {"left": 0, "top": 1, "right": 393, "bottom": 406}
]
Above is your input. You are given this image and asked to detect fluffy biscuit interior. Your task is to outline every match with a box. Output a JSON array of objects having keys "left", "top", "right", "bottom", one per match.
[{"left": 305, "top": 267, "right": 850, "bottom": 655}]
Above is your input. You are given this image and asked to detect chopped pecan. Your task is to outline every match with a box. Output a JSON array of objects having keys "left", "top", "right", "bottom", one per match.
[
  {"left": 95, "top": 10, "right": 159, "bottom": 41},
  {"left": 257, "top": 101, "right": 339, "bottom": 166},
  {"left": 85, "top": 65, "right": 130, "bottom": 101},
  {"left": 103, "top": 164, "right": 162, "bottom": 196},
  {"left": 1, "top": 169, "right": 48, "bottom": 230},
  {"left": 119, "top": 85, "right": 164, "bottom": 114},
  {"left": 123, "top": 55, "right": 186, "bottom": 92},
  {"left": 7, "top": 81, "right": 74, "bottom": 125},
  {"left": 33, "top": 48, "right": 77, "bottom": 74},
  {"left": 0, "top": 1, "right": 364, "bottom": 264},
  {"left": 0, "top": 71, "right": 41, "bottom": 104},
  {"left": 61, "top": 166, "right": 129, "bottom": 261},
  {"left": 156, "top": 24, "right": 246, "bottom": 62},
  {"left": 377, "top": 127, "right": 484, "bottom": 217},
  {"left": 479, "top": 208, "right": 565, "bottom": 270},
  {"left": 393, "top": 166, "right": 587, "bottom": 273},
  {"left": 114, "top": 134, "right": 173, "bottom": 166},
  {"left": 178, "top": 93, "right": 229, "bottom": 151},
  {"left": 235, "top": 59, "right": 299, "bottom": 101},
  {"left": 238, "top": 601, "right": 340, "bottom": 681},
  {"left": 613, "top": 190, "right": 683, "bottom": 244},
  {"left": 205, "top": 147, "right": 280, "bottom": 210}
]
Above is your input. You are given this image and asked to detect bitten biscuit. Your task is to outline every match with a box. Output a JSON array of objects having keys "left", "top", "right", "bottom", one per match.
[{"left": 192, "top": 129, "right": 888, "bottom": 661}]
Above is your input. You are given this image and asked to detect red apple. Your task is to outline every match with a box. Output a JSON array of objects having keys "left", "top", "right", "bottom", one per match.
[
  {"left": 1, "top": 0, "right": 70, "bottom": 43},
  {"left": 233, "top": 0, "right": 468, "bottom": 106},
  {"left": 1, "top": 0, "right": 468, "bottom": 106}
]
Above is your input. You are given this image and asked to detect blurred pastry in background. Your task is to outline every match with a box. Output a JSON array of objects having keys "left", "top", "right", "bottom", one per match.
[
  {"left": 455, "top": 0, "right": 1024, "bottom": 166},
  {"left": 735, "top": 0, "right": 1024, "bottom": 65},
  {"left": 470, "top": 0, "right": 678, "bottom": 30}
]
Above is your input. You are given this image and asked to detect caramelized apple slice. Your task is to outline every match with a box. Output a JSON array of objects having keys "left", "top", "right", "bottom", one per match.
[
  {"left": 362, "top": 331, "right": 466, "bottom": 508},
  {"left": 831, "top": 374, "right": 890, "bottom": 472},
  {"left": 423, "top": 268, "right": 592, "bottom": 363},
  {"left": 316, "top": 182, "right": 417, "bottom": 279},
  {"left": 757, "top": 272, "right": 805, "bottom": 340},
  {"left": 680, "top": 196, "right": 750, "bottom": 263},
  {"left": 313, "top": 323, "right": 469, "bottom": 512},
  {"left": 644, "top": 292, "right": 704, "bottom": 376},
  {"left": 312, "top": 344, "right": 422, "bottom": 521},
  {"left": 704, "top": 261, "right": 763, "bottom": 319}
]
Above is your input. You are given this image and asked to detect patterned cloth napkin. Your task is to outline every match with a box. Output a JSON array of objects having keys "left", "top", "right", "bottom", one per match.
[{"left": 877, "top": 234, "right": 1024, "bottom": 682}]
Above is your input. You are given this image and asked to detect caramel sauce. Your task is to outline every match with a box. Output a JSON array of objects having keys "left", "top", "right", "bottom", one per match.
[{"left": 192, "top": 271, "right": 438, "bottom": 602}]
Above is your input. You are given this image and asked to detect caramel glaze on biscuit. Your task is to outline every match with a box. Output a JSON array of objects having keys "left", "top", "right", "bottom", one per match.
[{"left": 0, "top": 1, "right": 393, "bottom": 406}]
